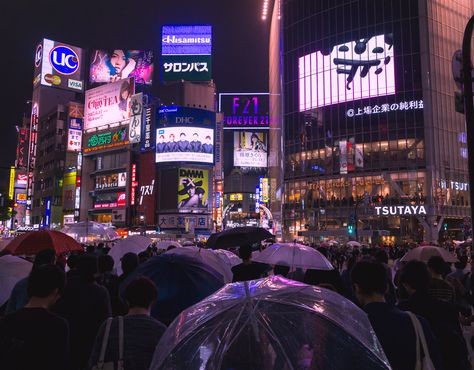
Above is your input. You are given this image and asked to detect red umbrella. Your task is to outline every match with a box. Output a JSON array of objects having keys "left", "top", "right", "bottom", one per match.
[{"left": 5, "top": 230, "right": 83, "bottom": 256}]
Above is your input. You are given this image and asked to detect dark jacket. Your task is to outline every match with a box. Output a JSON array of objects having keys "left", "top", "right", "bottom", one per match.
[
  {"left": 231, "top": 262, "right": 270, "bottom": 282},
  {"left": 398, "top": 292, "right": 470, "bottom": 370},
  {"left": 365, "top": 302, "right": 443, "bottom": 370},
  {"left": 54, "top": 276, "right": 112, "bottom": 369}
]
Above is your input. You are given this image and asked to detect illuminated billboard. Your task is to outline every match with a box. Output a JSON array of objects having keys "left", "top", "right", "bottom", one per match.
[
  {"left": 67, "top": 118, "right": 83, "bottom": 152},
  {"left": 219, "top": 93, "right": 270, "bottom": 129},
  {"left": 298, "top": 34, "right": 395, "bottom": 111},
  {"left": 155, "top": 127, "right": 214, "bottom": 164},
  {"left": 84, "top": 78, "right": 135, "bottom": 130},
  {"left": 33, "top": 38, "right": 84, "bottom": 92},
  {"left": 84, "top": 126, "right": 128, "bottom": 153},
  {"left": 89, "top": 50, "right": 153, "bottom": 85},
  {"left": 233, "top": 131, "right": 268, "bottom": 168},
  {"left": 158, "top": 106, "right": 215, "bottom": 126},
  {"left": 161, "top": 55, "right": 211, "bottom": 81},
  {"left": 95, "top": 172, "right": 127, "bottom": 190},
  {"left": 178, "top": 168, "right": 209, "bottom": 210},
  {"left": 162, "top": 25, "right": 212, "bottom": 55}
]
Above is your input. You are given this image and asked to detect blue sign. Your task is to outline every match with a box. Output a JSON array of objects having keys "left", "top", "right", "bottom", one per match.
[
  {"left": 158, "top": 106, "right": 215, "bottom": 127},
  {"left": 215, "top": 192, "right": 220, "bottom": 209},
  {"left": 50, "top": 45, "right": 79, "bottom": 75},
  {"left": 45, "top": 196, "right": 51, "bottom": 227},
  {"left": 162, "top": 25, "right": 212, "bottom": 55}
]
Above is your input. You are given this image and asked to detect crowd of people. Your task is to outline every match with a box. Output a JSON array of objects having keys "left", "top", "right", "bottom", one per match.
[{"left": 0, "top": 241, "right": 473, "bottom": 369}]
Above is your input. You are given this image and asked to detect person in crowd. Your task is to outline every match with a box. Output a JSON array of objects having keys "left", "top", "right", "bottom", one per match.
[
  {"left": 351, "top": 259, "right": 442, "bottom": 370},
  {"left": 138, "top": 251, "right": 150, "bottom": 265},
  {"left": 97, "top": 255, "right": 126, "bottom": 317},
  {"left": 273, "top": 264, "right": 290, "bottom": 277},
  {"left": 427, "top": 256, "right": 455, "bottom": 304},
  {"left": 5, "top": 248, "right": 56, "bottom": 314},
  {"left": 232, "top": 245, "right": 271, "bottom": 282},
  {"left": 374, "top": 249, "right": 396, "bottom": 305},
  {"left": 189, "top": 132, "right": 202, "bottom": 152},
  {"left": 398, "top": 260, "right": 471, "bottom": 370},
  {"left": 288, "top": 267, "right": 306, "bottom": 282},
  {"left": 0, "top": 265, "right": 69, "bottom": 370},
  {"left": 54, "top": 254, "right": 112, "bottom": 370},
  {"left": 89, "top": 277, "right": 167, "bottom": 370},
  {"left": 177, "top": 132, "right": 190, "bottom": 152},
  {"left": 66, "top": 253, "right": 80, "bottom": 281},
  {"left": 340, "top": 255, "right": 357, "bottom": 302},
  {"left": 304, "top": 269, "right": 344, "bottom": 293},
  {"left": 446, "top": 255, "right": 471, "bottom": 314},
  {"left": 118, "top": 252, "right": 139, "bottom": 285}
]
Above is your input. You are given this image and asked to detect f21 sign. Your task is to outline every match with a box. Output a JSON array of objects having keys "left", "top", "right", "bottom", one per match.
[
  {"left": 219, "top": 93, "right": 270, "bottom": 129},
  {"left": 299, "top": 34, "right": 395, "bottom": 111}
]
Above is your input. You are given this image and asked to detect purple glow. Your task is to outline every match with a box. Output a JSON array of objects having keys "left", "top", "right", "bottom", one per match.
[{"left": 299, "top": 35, "right": 395, "bottom": 111}]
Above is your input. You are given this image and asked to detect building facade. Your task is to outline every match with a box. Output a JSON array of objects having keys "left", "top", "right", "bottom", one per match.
[{"left": 279, "top": 0, "right": 473, "bottom": 243}]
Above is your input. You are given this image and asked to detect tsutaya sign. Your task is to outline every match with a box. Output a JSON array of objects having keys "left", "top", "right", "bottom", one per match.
[{"left": 374, "top": 205, "right": 427, "bottom": 216}]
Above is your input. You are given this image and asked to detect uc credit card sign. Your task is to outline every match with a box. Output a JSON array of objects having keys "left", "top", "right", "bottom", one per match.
[{"left": 34, "top": 38, "right": 84, "bottom": 92}]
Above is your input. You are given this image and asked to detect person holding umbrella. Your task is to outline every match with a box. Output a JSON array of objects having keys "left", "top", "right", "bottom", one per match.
[{"left": 231, "top": 245, "right": 271, "bottom": 282}]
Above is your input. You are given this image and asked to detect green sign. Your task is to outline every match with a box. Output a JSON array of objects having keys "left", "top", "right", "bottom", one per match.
[
  {"left": 85, "top": 127, "right": 128, "bottom": 153},
  {"left": 161, "top": 55, "right": 212, "bottom": 82}
]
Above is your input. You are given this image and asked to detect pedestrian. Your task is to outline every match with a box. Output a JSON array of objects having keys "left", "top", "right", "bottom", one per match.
[
  {"left": 398, "top": 260, "right": 471, "bottom": 370},
  {"left": 427, "top": 256, "right": 455, "bottom": 304},
  {"left": 118, "top": 252, "right": 139, "bottom": 285},
  {"left": 97, "top": 255, "right": 126, "bottom": 316},
  {"left": 0, "top": 264, "right": 69, "bottom": 370},
  {"left": 89, "top": 277, "right": 166, "bottom": 370},
  {"left": 231, "top": 245, "right": 270, "bottom": 282},
  {"left": 351, "top": 259, "right": 442, "bottom": 370},
  {"left": 54, "top": 254, "right": 112, "bottom": 369},
  {"left": 5, "top": 248, "right": 56, "bottom": 314}
]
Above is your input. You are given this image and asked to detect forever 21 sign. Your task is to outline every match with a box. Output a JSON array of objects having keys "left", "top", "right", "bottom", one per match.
[{"left": 129, "top": 93, "right": 143, "bottom": 144}]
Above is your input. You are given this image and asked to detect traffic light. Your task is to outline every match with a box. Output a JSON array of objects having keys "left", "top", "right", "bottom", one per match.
[
  {"left": 348, "top": 224, "right": 354, "bottom": 235},
  {"left": 443, "top": 223, "right": 448, "bottom": 231}
]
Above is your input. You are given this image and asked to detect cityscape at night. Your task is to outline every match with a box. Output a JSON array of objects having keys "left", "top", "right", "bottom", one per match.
[{"left": 1, "top": 1, "right": 474, "bottom": 369}]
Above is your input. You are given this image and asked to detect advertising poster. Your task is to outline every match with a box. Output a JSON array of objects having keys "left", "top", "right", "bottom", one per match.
[
  {"left": 89, "top": 50, "right": 153, "bottom": 85},
  {"left": 161, "top": 55, "right": 212, "bottom": 82},
  {"left": 67, "top": 117, "right": 83, "bottom": 152},
  {"left": 233, "top": 131, "right": 268, "bottom": 168},
  {"left": 177, "top": 168, "right": 209, "bottom": 210},
  {"left": 84, "top": 77, "right": 135, "bottom": 130},
  {"left": 155, "top": 126, "right": 214, "bottom": 164},
  {"left": 62, "top": 171, "right": 76, "bottom": 210},
  {"left": 299, "top": 34, "right": 395, "bottom": 111},
  {"left": 162, "top": 25, "right": 212, "bottom": 55},
  {"left": 35, "top": 38, "right": 84, "bottom": 92},
  {"left": 158, "top": 106, "right": 215, "bottom": 126},
  {"left": 128, "top": 93, "right": 143, "bottom": 144},
  {"left": 84, "top": 126, "right": 128, "bottom": 153},
  {"left": 140, "top": 106, "right": 156, "bottom": 152},
  {"left": 339, "top": 140, "right": 348, "bottom": 174},
  {"left": 219, "top": 93, "right": 270, "bottom": 129}
]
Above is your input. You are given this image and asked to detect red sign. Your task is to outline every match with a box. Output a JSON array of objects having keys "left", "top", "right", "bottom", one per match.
[
  {"left": 117, "top": 192, "right": 126, "bottom": 207},
  {"left": 94, "top": 202, "right": 117, "bottom": 209},
  {"left": 16, "top": 129, "right": 29, "bottom": 168},
  {"left": 17, "top": 174, "right": 28, "bottom": 186},
  {"left": 131, "top": 164, "right": 137, "bottom": 205}
]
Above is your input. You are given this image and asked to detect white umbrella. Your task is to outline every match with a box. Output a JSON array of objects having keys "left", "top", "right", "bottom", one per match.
[
  {"left": 254, "top": 243, "right": 334, "bottom": 270},
  {"left": 155, "top": 240, "right": 182, "bottom": 250},
  {"left": 213, "top": 249, "right": 241, "bottom": 268},
  {"left": 109, "top": 235, "right": 152, "bottom": 274},
  {"left": 165, "top": 247, "right": 233, "bottom": 283},
  {"left": 347, "top": 241, "right": 361, "bottom": 247},
  {"left": 0, "top": 255, "right": 32, "bottom": 306},
  {"left": 61, "top": 221, "right": 119, "bottom": 242},
  {"left": 400, "top": 246, "right": 457, "bottom": 263}
]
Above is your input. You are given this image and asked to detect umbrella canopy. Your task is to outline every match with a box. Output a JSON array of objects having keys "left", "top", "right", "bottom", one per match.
[
  {"left": 121, "top": 254, "right": 225, "bottom": 324},
  {"left": 5, "top": 230, "right": 83, "bottom": 256},
  {"left": 213, "top": 249, "right": 241, "bottom": 268},
  {"left": 108, "top": 235, "right": 152, "bottom": 274},
  {"left": 150, "top": 276, "right": 390, "bottom": 370},
  {"left": 207, "top": 226, "right": 273, "bottom": 249},
  {"left": 347, "top": 240, "right": 362, "bottom": 247},
  {"left": 0, "top": 255, "right": 32, "bottom": 306},
  {"left": 165, "top": 247, "right": 233, "bottom": 283},
  {"left": 253, "top": 243, "right": 334, "bottom": 270},
  {"left": 155, "top": 240, "right": 182, "bottom": 250},
  {"left": 61, "top": 221, "right": 119, "bottom": 241},
  {"left": 400, "top": 246, "right": 457, "bottom": 263}
]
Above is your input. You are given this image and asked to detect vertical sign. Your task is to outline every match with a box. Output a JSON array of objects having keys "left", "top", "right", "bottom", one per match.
[
  {"left": 9, "top": 167, "right": 15, "bottom": 200},
  {"left": 45, "top": 197, "right": 51, "bottom": 227},
  {"left": 16, "top": 128, "right": 29, "bottom": 168},
  {"left": 131, "top": 164, "right": 137, "bottom": 205},
  {"left": 141, "top": 105, "right": 155, "bottom": 152},
  {"left": 129, "top": 93, "right": 143, "bottom": 144},
  {"left": 255, "top": 186, "right": 260, "bottom": 212}
]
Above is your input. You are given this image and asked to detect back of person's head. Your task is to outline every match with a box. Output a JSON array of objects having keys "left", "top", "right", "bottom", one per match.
[
  {"left": 123, "top": 277, "right": 158, "bottom": 309},
  {"left": 455, "top": 255, "right": 468, "bottom": 270},
  {"left": 273, "top": 264, "right": 290, "bottom": 277},
  {"left": 28, "top": 264, "right": 66, "bottom": 298},
  {"left": 33, "top": 248, "right": 56, "bottom": 270},
  {"left": 98, "top": 254, "right": 114, "bottom": 274},
  {"left": 374, "top": 249, "right": 389, "bottom": 265},
  {"left": 86, "top": 245, "right": 95, "bottom": 254},
  {"left": 400, "top": 260, "right": 431, "bottom": 293},
  {"left": 77, "top": 254, "right": 98, "bottom": 282},
  {"left": 427, "top": 255, "right": 447, "bottom": 276},
  {"left": 316, "top": 246, "right": 328, "bottom": 257},
  {"left": 97, "top": 242, "right": 105, "bottom": 249},
  {"left": 121, "top": 252, "right": 139, "bottom": 275},
  {"left": 138, "top": 251, "right": 150, "bottom": 264},
  {"left": 239, "top": 245, "right": 252, "bottom": 260},
  {"left": 67, "top": 253, "right": 80, "bottom": 270},
  {"left": 351, "top": 259, "right": 388, "bottom": 296},
  {"left": 346, "top": 255, "right": 357, "bottom": 271}
]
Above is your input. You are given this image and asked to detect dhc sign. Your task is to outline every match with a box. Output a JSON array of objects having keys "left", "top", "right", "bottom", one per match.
[
  {"left": 49, "top": 45, "right": 79, "bottom": 75},
  {"left": 375, "top": 205, "right": 427, "bottom": 216}
]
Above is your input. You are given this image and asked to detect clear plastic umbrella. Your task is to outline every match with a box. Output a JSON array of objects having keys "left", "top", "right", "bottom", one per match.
[
  {"left": 150, "top": 276, "right": 390, "bottom": 370},
  {"left": 400, "top": 245, "right": 457, "bottom": 263},
  {"left": 0, "top": 255, "right": 32, "bottom": 306},
  {"left": 108, "top": 235, "right": 152, "bottom": 274},
  {"left": 61, "top": 221, "right": 119, "bottom": 242},
  {"left": 165, "top": 247, "right": 233, "bottom": 283},
  {"left": 254, "top": 243, "right": 334, "bottom": 270},
  {"left": 213, "top": 249, "right": 241, "bottom": 268},
  {"left": 155, "top": 240, "right": 182, "bottom": 250}
]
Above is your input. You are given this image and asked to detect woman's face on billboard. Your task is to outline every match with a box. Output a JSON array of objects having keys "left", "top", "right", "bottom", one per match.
[{"left": 111, "top": 50, "right": 126, "bottom": 73}]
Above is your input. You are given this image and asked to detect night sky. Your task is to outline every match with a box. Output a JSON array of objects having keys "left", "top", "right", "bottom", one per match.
[{"left": 2, "top": 0, "right": 269, "bottom": 184}]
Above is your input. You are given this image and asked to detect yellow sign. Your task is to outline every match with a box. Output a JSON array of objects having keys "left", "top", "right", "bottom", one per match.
[
  {"left": 262, "top": 178, "right": 269, "bottom": 203},
  {"left": 9, "top": 167, "right": 15, "bottom": 200},
  {"left": 229, "top": 193, "right": 243, "bottom": 201},
  {"left": 16, "top": 193, "right": 27, "bottom": 201}
]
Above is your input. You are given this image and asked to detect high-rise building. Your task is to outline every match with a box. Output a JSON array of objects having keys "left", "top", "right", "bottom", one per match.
[{"left": 271, "top": 0, "right": 474, "bottom": 243}]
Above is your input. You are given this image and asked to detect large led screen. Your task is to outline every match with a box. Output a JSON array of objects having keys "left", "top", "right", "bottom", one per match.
[
  {"left": 89, "top": 50, "right": 153, "bottom": 85},
  {"left": 299, "top": 34, "right": 395, "bottom": 111},
  {"left": 84, "top": 78, "right": 135, "bottom": 130},
  {"left": 155, "top": 127, "right": 214, "bottom": 164},
  {"left": 234, "top": 131, "right": 268, "bottom": 168},
  {"left": 178, "top": 168, "right": 209, "bottom": 210},
  {"left": 162, "top": 25, "right": 212, "bottom": 55}
]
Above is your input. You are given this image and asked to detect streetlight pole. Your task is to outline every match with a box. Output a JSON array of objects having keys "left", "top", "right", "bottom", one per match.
[{"left": 462, "top": 15, "right": 474, "bottom": 237}]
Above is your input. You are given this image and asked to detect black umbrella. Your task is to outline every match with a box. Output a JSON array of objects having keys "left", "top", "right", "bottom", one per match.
[{"left": 207, "top": 226, "right": 273, "bottom": 249}]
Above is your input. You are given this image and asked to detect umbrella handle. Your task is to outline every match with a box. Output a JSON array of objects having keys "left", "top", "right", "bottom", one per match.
[{"left": 244, "top": 282, "right": 261, "bottom": 343}]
